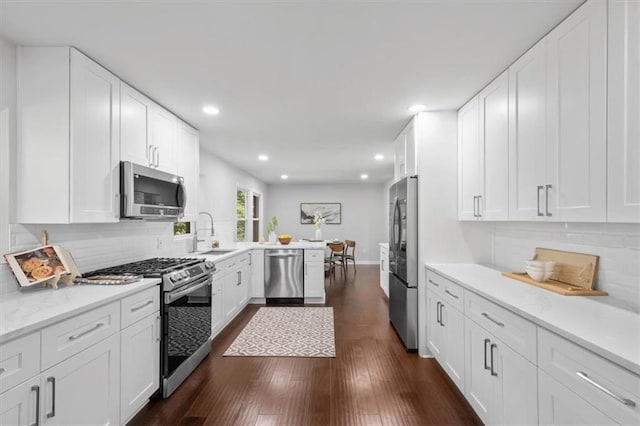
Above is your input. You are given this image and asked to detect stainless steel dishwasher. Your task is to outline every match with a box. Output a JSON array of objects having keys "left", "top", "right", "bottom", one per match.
[{"left": 265, "top": 249, "right": 304, "bottom": 304}]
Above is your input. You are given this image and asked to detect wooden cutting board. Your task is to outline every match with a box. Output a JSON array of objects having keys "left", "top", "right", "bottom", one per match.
[{"left": 502, "top": 247, "right": 606, "bottom": 296}]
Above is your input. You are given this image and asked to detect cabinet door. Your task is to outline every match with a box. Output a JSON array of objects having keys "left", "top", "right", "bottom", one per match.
[
  {"left": 539, "top": 369, "right": 615, "bottom": 425},
  {"left": 426, "top": 291, "right": 445, "bottom": 361},
  {"left": 508, "top": 43, "right": 547, "bottom": 221},
  {"left": 120, "top": 313, "right": 160, "bottom": 424},
  {"left": 394, "top": 131, "right": 406, "bottom": 180},
  {"left": 120, "top": 82, "right": 152, "bottom": 167},
  {"left": 238, "top": 265, "right": 251, "bottom": 307},
  {"left": 458, "top": 96, "right": 481, "bottom": 220},
  {"left": 150, "top": 104, "right": 177, "bottom": 173},
  {"left": 493, "top": 334, "right": 538, "bottom": 425},
  {"left": 546, "top": 0, "right": 607, "bottom": 222},
  {"left": 464, "top": 318, "right": 497, "bottom": 425},
  {"left": 608, "top": 0, "right": 640, "bottom": 222},
  {"left": 380, "top": 247, "right": 389, "bottom": 297},
  {"left": 211, "top": 280, "right": 224, "bottom": 337},
  {"left": 177, "top": 121, "right": 200, "bottom": 222},
  {"left": 222, "top": 272, "right": 237, "bottom": 321},
  {"left": 404, "top": 121, "right": 416, "bottom": 176},
  {"left": 69, "top": 48, "right": 120, "bottom": 223},
  {"left": 443, "top": 305, "right": 464, "bottom": 391},
  {"left": 304, "top": 261, "right": 325, "bottom": 298},
  {"left": 479, "top": 71, "right": 509, "bottom": 220},
  {"left": 0, "top": 378, "right": 40, "bottom": 426},
  {"left": 41, "top": 333, "right": 120, "bottom": 426},
  {"left": 251, "top": 250, "right": 265, "bottom": 298}
]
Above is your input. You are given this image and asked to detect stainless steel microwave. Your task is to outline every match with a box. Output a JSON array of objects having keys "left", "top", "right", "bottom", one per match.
[{"left": 120, "top": 161, "right": 186, "bottom": 220}]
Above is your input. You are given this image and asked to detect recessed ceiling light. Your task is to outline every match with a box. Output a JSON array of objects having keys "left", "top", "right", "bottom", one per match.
[
  {"left": 408, "top": 104, "right": 427, "bottom": 114},
  {"left": 374, "top": 154, "right": 384, "bottom": 161},
  {"left": 281, "top": 174, "right": 288, "bottom": 180},
  {"left": 202, "top": 105, "right": 220, "bottom": 115},
  {"left": 258, "top": 154, "right": 269, "bottom": 161},
  {"left": 360, "top": 174, "right": 369, "bottom": 180}
]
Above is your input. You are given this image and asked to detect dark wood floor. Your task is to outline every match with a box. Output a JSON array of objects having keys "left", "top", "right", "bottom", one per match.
[{"left": 129, "top": 265, "right": 481, "bottom": 426}]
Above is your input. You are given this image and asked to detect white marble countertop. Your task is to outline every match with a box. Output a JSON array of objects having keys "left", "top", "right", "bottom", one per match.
[
  {"left": 379, "top": 242, "right": 389, "bottom": 249},
  {"left": 425, "top": 263, "right": 640, "bottom": 376},
  {"left": 192, "top": 241, "right": 327, "bottom": 260},
  {"left": 0, "top": 278, "right": 160, "bottom": 344}
]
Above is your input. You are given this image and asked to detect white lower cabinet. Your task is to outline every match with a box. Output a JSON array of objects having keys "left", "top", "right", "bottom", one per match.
[
  {"left": 464, "top": 318, "right": 538, "bottom": 425},
  {"left": 215, "top": 252, "right": 252, "bottom": 328},
  {"left": 120, "top": 312, "right": 160, "bottom": 424},
  {"left": 380, "top": 245, "right": 389, "bottom": 297},
  {"left": 41, "top": 332, "right": 120, "bottom": 425},
  {"left": 0, "top": 377, "right": 40, "bottom": 426},
  {"left": 304, "top": 249, "right": 325, "bottom": 301},
  {"left": 250, "top": 250, "right": 265, "bottom": 299},
  {"left": 211, "top": 278, "right": 224, "bottom": 337}
]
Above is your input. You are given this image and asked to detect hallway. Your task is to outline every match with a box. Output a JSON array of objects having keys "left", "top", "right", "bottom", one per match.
[{"left": 130, "top": 265, "right": 481, "bottom": 425}]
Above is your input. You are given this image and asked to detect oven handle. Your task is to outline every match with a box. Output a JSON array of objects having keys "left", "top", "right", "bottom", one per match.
[{"left": 165, "top": 276, "right": 212, "bottom": 304}]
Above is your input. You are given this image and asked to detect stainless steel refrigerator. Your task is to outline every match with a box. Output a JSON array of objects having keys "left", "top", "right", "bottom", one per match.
[{"left": 388, "top": 175, "right": 418, "bottom": 350}]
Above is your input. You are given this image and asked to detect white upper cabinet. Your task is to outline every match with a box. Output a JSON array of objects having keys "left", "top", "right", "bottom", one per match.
[
  {"left": 393, "top": 118, "right": 417, "bottom": 181},
  {"left": 393, "top": 130, "right": 406, "bottom": 180},
  {"left": 458, "top": 96, "right": 481, "bottom": 220},
  {"left": 459, "top": 71, "right": 509, "bottom": 221},
  {"left": 545, "top": 0, "right": 607, "bottom": 222},
  {"left": 17, "top": 47, "right": 120, "bottom": 224},
  {"left": 120, "top": 82, "right": 152, "bottom": 167},
  {"left": 150, "top": 103, "right": 178, "bottom": 174},
  {"left": 177, "top": 120, "right": 200, "bottom": 222},
  {"left": 608, "top": 0, "right": 640, "bottom": 222},
  {"left": 508, "top": 42, "right": 548, "bottom": 221},
  {"left": 509, "top": 0, "right": 606, "bottom": 222}
]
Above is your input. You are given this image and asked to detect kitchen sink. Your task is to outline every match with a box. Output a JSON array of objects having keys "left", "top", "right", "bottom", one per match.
[{"left": 199, "top": 249, "right": 237, "bottom": 255}]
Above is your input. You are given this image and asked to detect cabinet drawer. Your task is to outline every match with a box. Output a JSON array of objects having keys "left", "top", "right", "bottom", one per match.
[
  {"left": 121, "top": 286, "right": 160, "bottom": 329},
  {"left": 305, "top": 250, "right": 324, "bottom": 262},
  {"left": 538, "top": 328, "right": 639, "bottom": 424},
  {"left": 465, "top": 291, "right": 537, "bottom": 363},
  {"left": 0, "top": 332, "right": 40, "bottom": 394},
  {"left": 426, "top": 271, "right": 464, "bottom": 312},
  {"left": 211, "top": 259, "right": 228, "bottom": 277},
  {"left": 225, "top": 253, "right": 250, "bottom": 271},
  {"left": 41, "top": 301, "right": 120, "bottom": 370}
]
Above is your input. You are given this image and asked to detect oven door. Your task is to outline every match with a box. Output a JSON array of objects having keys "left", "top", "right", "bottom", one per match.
[{"left": 162, "top": 274, "right": 212, "bottom": 390}]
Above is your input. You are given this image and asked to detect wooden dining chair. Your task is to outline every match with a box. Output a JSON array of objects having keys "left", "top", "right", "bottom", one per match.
[
  {"left": 327, "top": 242, "right": 346, "bottom": 276},
  {"left": 342, "top": 240, "right": 356, "bottom": 271}
]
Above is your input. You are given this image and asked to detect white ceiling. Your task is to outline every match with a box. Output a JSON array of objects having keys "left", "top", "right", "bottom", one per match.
[{"left": 0, "top": 0, "right": 583, "bottom": 184}]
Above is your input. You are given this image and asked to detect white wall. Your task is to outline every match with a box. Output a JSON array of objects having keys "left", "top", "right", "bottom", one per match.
[
  {"left": 266, "top": 183, "right": 386, "bottom": 263},
  {"left": 492, "top": 222, "right": 640, "bottom": 313},
  {"left": 198, "top": 149, "right": 268, "bottom": 246}
]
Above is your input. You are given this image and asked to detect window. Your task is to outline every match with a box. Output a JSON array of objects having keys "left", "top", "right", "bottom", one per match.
[
  {"left": 236, "top": 188, "right": 248, "bottom": 241},
  {"left": 236, "top": 188, "right": 262, "bottom": 242},
  {"left": 173, "top": 221, "right": 191, "bottom": 236}
]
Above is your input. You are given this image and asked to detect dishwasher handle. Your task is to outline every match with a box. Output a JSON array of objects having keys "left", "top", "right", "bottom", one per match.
[{"left": 265, "top": 253, "right": 303, "bottom": 257}]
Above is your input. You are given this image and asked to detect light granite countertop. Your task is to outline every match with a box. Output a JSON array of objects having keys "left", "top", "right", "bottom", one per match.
[
  {"left": 425, "top": 263, "right": 640, "bottom": 376},
  {"left": 0, "top": 278, "right": 160, "bottom": 344}
]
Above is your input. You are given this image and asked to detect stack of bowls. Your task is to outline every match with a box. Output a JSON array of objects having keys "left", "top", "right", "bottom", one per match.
[{"left": 524, "top": 260, "right": 555, "bottom": 282}]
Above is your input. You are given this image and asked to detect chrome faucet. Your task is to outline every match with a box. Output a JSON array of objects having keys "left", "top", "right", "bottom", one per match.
[{"left": 191, "top": 211, "right": 215, "bottom": 252}]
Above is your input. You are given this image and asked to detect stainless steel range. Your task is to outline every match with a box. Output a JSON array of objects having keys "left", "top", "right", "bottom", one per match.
[{"left": 87, "top": 257, "right": 215, "bottom": 397}]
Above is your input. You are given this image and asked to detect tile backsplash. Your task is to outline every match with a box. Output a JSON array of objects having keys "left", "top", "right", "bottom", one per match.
[{"left": 492, "top": 222, "right": 640, "bottom": 313}]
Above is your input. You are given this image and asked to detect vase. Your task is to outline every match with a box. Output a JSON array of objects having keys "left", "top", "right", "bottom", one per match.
[
  {"left": 268, "top": 231, "right": 277, "bottom": 244},
  {"left": 315, "top": 228, "right": 322, "bottom": 240}
]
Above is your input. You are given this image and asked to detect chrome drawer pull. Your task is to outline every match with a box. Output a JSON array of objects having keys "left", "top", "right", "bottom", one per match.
[
  {"left": 445, "top": 290, "right": 459, "bottom": 299},
  {"left": 30, "top": 385, "right": 40, "bottom": 426},
  {"left": 576, "top": 371, "right": 636, "bottom": 407},
  {"left": 131, "top": 300, "right": 153, "bottom": 312},
  {"left": 428, "top": 279, "right": 439, "bottom": 287},
  {"left": 481, "top": 312, "right": 505, "bottom": 328},
  {"left": 46, "top": 377, "right": 55, "bottom": 418},
  {"left": 490, "top": 343, "right": 498, "bottom": 376},
  {"left": 68, "top": 323, "right": 104, "bottom": 341},
  {"left": 483, "top": 338, "right": 490, "bottom": 370},
  {"left": 536, "top": 185, "right": 544, "bottom": 216}
]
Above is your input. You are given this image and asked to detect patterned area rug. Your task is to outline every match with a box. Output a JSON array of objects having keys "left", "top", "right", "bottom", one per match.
[{"left": 223, "top": 307, "right": 336, "bottom": 357}]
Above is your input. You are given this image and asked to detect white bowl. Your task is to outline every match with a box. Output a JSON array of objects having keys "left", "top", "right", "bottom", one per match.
[
  {"left": 524, "top": 260, "right": 555, "bottom": 271},
  {"left": 526, "top": 267, "right": 554, "bottom": 282}
]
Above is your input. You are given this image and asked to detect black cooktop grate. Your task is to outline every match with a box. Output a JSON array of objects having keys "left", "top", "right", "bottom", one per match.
[{"left": 85, "top": 257, "right": 204, "bottom": 278}]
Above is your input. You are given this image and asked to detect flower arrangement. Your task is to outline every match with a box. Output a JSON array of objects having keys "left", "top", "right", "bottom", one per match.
[
  {"left": 266, "top": 216, "right": 279, "bottom": 234},
  {"left": 313, "top": 212, "right": 326, "bottom": 229}
]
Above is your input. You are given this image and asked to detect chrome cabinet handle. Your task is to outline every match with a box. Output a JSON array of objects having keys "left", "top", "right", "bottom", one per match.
[
  {"left": 30, "top": 385, "right": 40, "bottom": 426},
  {"left": 435, "top": 302, "right": 440, "bottom": 324},
  {"left": 481, "top": 312, "right": 505, "bottom": 328},
  {"left": 537, "top": 185, "right": 544, "bottom": 216},
  {"left": 46, "top": 377, "right": 55, "bottom": 418},
  {"left": 490, "top": 343, "right": 498, "bottom": 376},
  {"left": 68, "top": 322, "right": 104, "bottom": 341},
  {"left": 428, "top": 279, "right": 439, "bottom": 287},
  {"left": 472, "top": 196, "right": 478, "bottom": 217},
  {"left": 483, "top": 338, "right": 490, "bottom": 370},
  {"left": 131, "top": 300, "right": 153, "bottom": 312},
  {"left": 148, "top": 145, "right": 155, "bottom": 167},
  {"left": 545, "top": 184, "right": 552, "bottom": 217},
  {"left": 445, "top": 289, "right": 459, "bottom": 300},
  {"left": 155, "top": 147, "right": 160, "bottom": 167},
  {"left": 156, "top": 315, "right": 161, "bottom": 342},
  {"left": 439, "top": 302, "right": 445, "bottom": 327},
  {"left": 236, "top": 271, "right": 241, "bottom": 285},
  {"left": 476, "top": 195, "right": 482, "bottom": 218},
  {"left": 576, "top": 371, "right": 636, "bottom": 407}
]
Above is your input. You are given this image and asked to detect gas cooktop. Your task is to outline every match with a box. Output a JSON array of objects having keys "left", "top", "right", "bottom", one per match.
[{"left": 85, "top": 257, "right": 205, "bottom": 278}]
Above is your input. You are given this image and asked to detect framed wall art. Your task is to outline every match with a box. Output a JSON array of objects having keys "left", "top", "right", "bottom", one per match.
[{"left": 300, "top": 203, "right": 341, "bottom": 224}]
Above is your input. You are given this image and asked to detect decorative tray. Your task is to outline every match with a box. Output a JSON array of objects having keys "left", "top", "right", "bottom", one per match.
[{"left": 74, "top": 274, "right": 142, "bottom": 286}]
